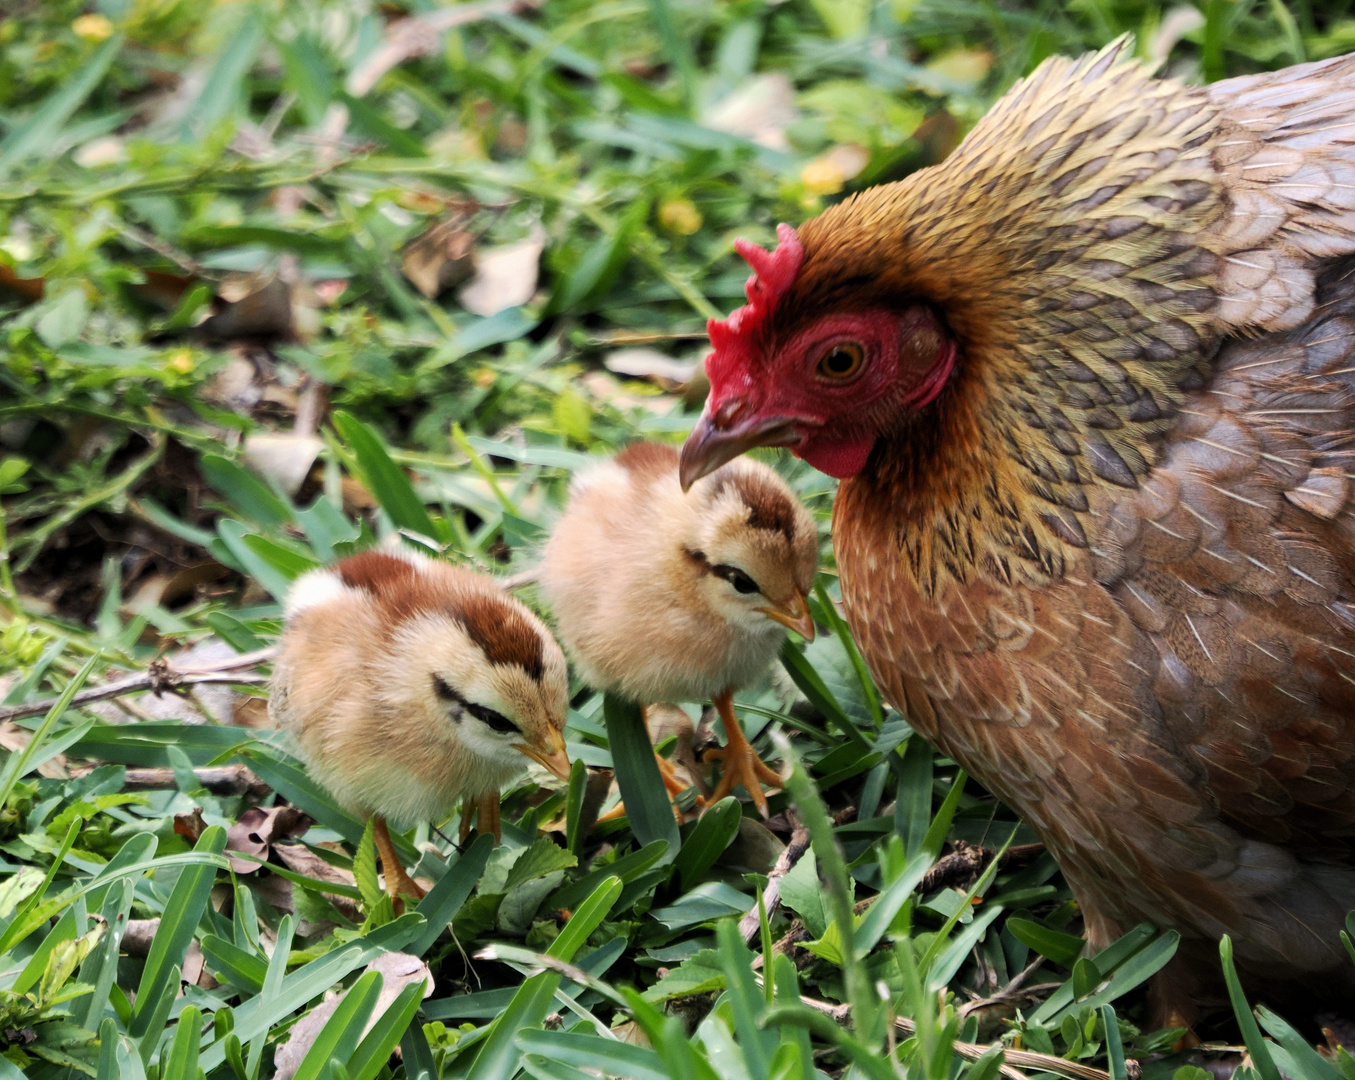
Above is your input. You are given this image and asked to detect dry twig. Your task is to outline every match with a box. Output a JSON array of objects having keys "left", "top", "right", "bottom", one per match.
[{"left": 0, "top": 647, "right": 274, "bottom": 724}]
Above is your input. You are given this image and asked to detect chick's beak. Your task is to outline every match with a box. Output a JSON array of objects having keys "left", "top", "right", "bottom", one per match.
[
  {"left": 679, "top": 398, "right": 802, "bottom": 491},
  {"left": 514, "top": 726, "right": 571, "bottom": 783},
  {"left": 758, "top": 590, "right": 815, "bottom": 642}
]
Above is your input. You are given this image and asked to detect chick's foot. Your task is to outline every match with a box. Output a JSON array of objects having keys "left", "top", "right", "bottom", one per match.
[
  {"left": 596, "top": 751, "right": 689, "bottom": 825},
  {"left": 703, "top": 692, "right": 783, "bottom": 818}
]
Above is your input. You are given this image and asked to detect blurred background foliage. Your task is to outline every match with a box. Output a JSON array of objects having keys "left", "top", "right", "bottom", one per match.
[{"left": 3, "top": 1, "right": 1355, "bottom": 1078}]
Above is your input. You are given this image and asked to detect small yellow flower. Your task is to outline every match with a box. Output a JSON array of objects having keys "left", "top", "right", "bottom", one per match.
[
  {"left": 658, "top": 198, "right": 702, "bottom": 236},
  {"left": 800, "top": 157, "right": 846, "bottom": 196},
  {"left": 473, "top": 367, "right": 497, "bottom": 388},
  {"left": 167, "top": 349, "right": 194, "bottom": 374},
  {"left": 72, "top": 14, "right": 114, "bottom": 42}
]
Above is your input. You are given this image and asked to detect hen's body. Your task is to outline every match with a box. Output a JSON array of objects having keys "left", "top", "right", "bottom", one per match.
[
  {"left": 687, "top": 42, "right": 1355, "bottom": 1017},
  {"left": 828, "top": 49, "right": 1355, "bottom": 1013}
]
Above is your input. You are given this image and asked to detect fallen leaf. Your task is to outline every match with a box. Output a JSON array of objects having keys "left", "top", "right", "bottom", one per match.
[
  {"left": 702, "top": 73, "right": 797, "bottom": 150},
  {"left": 457, "top": 228, "right": 545, "bottom": 317},
  {"left": 242, "top": 433, "right": 324, "bottom": 496},
  {"left": 226, "top": 805, "right": 311, "bottom": 874},
  {"left": 402, "top": 219, "right": 476, "bottom": 298},
  {"left": 603, "top": 348, "right": 697, "bottom": 386},
  {"left": 174, "top": 808, "right": 207, "bottom": 842}
]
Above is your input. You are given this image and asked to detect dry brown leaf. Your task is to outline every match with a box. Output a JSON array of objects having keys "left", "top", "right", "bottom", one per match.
[
  {"left": 242, "top": 433, "right": 324, "bottom": 496},
  {"left": 402, "top": 220, "right": 476, "bottom": 299},
  {"left": 702, "top": 73, "right": 797, "bottom": 150},
  {"left": 226, "top": 805, "right": 312, "bottom": 874}
]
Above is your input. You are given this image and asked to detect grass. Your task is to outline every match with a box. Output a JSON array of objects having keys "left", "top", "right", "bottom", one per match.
[{"left": 4, "top": 1, "right": 1355, "bottom": 1078}]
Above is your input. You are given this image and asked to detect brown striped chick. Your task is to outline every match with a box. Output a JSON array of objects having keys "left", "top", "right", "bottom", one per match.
[
  {"left": 538, "top": 442, "right": 818, "bottom": 817},
  {"left": 269, "top": 549, "right": 571, "bottom": 902}
]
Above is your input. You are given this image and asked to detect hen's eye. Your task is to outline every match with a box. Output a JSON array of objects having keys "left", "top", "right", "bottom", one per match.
[
  {"left": 816, "top": 342, "right": 864, "bottom": 381},
  {"left": 467, "top": 702, "right": 520, "bottom": 735},
  {"left": 712, "top": 564, "right": 759, "bottom": 595}
]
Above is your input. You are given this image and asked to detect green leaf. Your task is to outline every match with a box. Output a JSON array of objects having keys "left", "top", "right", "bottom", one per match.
[
  {"left": 716, "top": 919, "right": 776, "bottom": 1077},
  {"left": 408, "top": 832, "right": 494, "bottom": 957},
  {"left": 673, "top": 795, "right": 741, "bottom": 891},
  {"left": 1006, "top": 917, "right": 1084, "bottom": 967},
  {"left": 1220, "top": 936, "right": 1283, "bottom": 1080},
  {"left": 503, "top": 837, "right": 578, "bottom": 894},
  {"left": 0, "top": 35, "right": 124, "bottom": 170},
  {"left": 348, "top": 977, "right": 429, "bottom": 1080},
  {"left": 332, "top": 411, "right": 437, "bottom": 539},
  {"left": 201, "top": 934, "right": 268, "bottom": 993},
  {"left": 514, "top": 1032, "right": 667, "bottom": 1080},
  {"left": 604, "top": 694, "right": 680, "bottom": 861},
  {"left": 353, "top": 816, "right": 383, "bottom": 914},
  {"left": 161, "top": 1005, "right": 202, "bottom": 1080},
  {"left": 291, "top": 969, "right": 384, "bottom": 1080},
  {"left": 642, "top": 949, "right": 725, "bottom": 1003},
  {"left": 175, "top": 5, "right": 263, "bottom": 139},
  {"left": 564, "top": 756, "right": 587, "bottom": 857},
  {"left": 200, "top": 454, "right": 295, "bottom": 527}
]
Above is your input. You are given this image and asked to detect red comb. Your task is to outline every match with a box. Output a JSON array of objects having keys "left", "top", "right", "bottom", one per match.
[{"left": 706, "top": 223, "right": 804, "bottom": 380}]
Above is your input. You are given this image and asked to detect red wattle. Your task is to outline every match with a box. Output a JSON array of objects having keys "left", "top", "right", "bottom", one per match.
[{"left": 799, "top": 436, "right": 877, "bottom": 479}]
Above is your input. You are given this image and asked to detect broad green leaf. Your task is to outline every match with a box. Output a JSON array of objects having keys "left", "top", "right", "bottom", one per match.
[
  {"left": 200, "top": 454, "right": 294, "bottom": 526},
  {"left": 291, "top": 969, "right": 384, "bottom": 1080},
  {"left": 672, "top": 795, "right": 741, "bottom": 891},
  {"left": 1006, "top": 917, "right": 1084, "bottom": 966}
]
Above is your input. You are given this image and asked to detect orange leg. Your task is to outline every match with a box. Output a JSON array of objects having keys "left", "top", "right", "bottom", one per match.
[
  {"left": 459, "top": 792, "right": 503, "bottom": 843},
  {"left": 704, "top": 691, "right": 783, "bottom": 818},
  {"left": 373, "top": 815, "right": 425, "bottom": 903}
]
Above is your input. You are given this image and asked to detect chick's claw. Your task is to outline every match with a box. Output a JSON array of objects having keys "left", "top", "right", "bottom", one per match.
[{"left": 704, "top": 693, "right": 783, "bottom": 818}]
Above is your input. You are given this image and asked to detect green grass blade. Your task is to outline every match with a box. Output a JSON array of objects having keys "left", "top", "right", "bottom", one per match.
[
  {"left": 332, "top": 411, "right": 437, "bottom": 539},
  {"left": 130, "top": 826, "right": 227, "bottom": 1038},
  {"left": 514, "top": 1032, "right": 667, "bottom": 1080},
  {"left": 564, "top": 756, "right": 587, "bottom": 857},
  {"left": 200, "top": 453, "right": 295, "bottom": 527},
  {"left": 347, "top": 978, "right": 429, "bottom": 1080},
  {"left": 604, "top": 694, "right": 680, "bottom": 861},
  {"left": 162, "top": 1005, "right": 203, "bottom": 1080},
  {"left": 0, "top": 650, "right": 98, "bottom": 813},
  {"left": 291, "top": 969, "right": 384, "bottom": 1080},
  {"left": 0, "top": 35, "right": 123, "bottom": 170},
  {"left": 408, "top": 832, "right": 494, "bottom": 956},
  {"left": 1220, "top": 936, "right": 1283, "bottom": 1080}
]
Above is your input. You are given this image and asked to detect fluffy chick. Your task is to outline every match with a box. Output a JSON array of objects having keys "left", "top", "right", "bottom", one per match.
[
  {"left": 538, "top": 442, "right": 818, "bottom": 816},
  {"left": 270, "top": 548, "right": 571, "bottom": 900}
]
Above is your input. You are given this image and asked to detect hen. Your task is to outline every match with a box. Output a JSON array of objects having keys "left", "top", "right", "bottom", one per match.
[{"left": 680, "top": 42, "right": 1355, "bottom": 1020}]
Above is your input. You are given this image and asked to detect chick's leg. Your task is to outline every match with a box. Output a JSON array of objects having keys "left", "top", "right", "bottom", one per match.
[
  {"left": 459, "top": 792, "right": 503, "bottom": 843},
  {"left": 373, "top": 815, "right": 425, "bottom": 902},
  {"left": 704, "top": 691, "right": 783, "bottom": 818},
  {"left": 596, "top": 706, "right": 689, "bottom": 826}
]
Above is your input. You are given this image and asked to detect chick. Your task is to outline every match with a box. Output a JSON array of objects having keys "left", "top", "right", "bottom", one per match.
[
  {"left": 538, "top": 442, "right": 818, "bottom": 817},
  {"left": 270, "top": 548, "right": 571, "bottom": 901}
]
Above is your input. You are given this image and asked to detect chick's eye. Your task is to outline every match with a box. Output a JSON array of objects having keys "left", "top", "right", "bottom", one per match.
[
  {"left": 816, "top": 341, "right": 864, "bottom": 381},
  {"left": 467, "top": 702, "right": 519, "bottom": 735},
  {"left": 712, "top": 564, "right": 759, "bottom": 595}
]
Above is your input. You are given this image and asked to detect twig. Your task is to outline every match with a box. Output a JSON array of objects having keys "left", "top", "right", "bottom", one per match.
[
  {"left": 919, "top": 840, "right": 1046, "bottom": 894},
  {"left": 743, "top": 822, "right": 809, "bottom": 947},
  {"left": 70, "top": 764, "right": 270, "bottom": 797},
  {"left": 0, "top": 647, "right": 274, "bottom": 724}
]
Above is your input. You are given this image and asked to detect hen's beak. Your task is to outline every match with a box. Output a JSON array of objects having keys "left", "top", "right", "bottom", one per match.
[
  {"left": 515, "top": 727, "right": 572, "bottom": 783},
  {"left": 680, "top": 403, "right": 801, "bottom": 491},
  {"left": 757, "top": 590, "right": 815, "bottom": 642}
]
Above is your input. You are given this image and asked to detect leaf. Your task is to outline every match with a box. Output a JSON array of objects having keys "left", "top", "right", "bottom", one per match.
[
  {"left": 200, "top": 453, "right": 295, "bottom": 527},
  {"left": 0, "top": 34, "right": 123, "bottom": 170},
  {"left": 604, "top": 694, "right": 680, "bottom": 861},
  {"left": 331, "top": 411, "right": 437, "bottom": 539},
  {"left": 642, "top": 949, "right": 725, "bottom": 1003},
  {"left": 1220, "top": 936, "right": 1283, "bottom": 1080},
  {"left": 778, "top": 849, "right": 827, "bottom": 939},
  {"left": 503, "top": 837, "right": 578, "bottom": 894},
  {"left": 1006, "top": 917, "right": 1084, "bottom": 967},
  {"left": 672, "top": 796, "right": 742, "bottom": 891},
  {"left": 161, "top": 1005, "right": 202, "bottom": 1080},
  {"left": 353, "top": 817, "right": 383, "bottom": 914},
  {"left": 408, "top": 832, "right": 494, "bottom": 956},
  {"left": 649, "top": 880, "right": 752, "bottom": 931}
]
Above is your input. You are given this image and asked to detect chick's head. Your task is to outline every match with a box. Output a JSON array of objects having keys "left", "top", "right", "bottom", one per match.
[{"left": 686, "top": 459, "right": 819, "bottom": 640}]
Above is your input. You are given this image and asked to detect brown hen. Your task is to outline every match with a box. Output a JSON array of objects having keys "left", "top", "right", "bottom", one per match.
[{"left": 680, "top": 42, "right": 1355, "bottom": 1020}]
